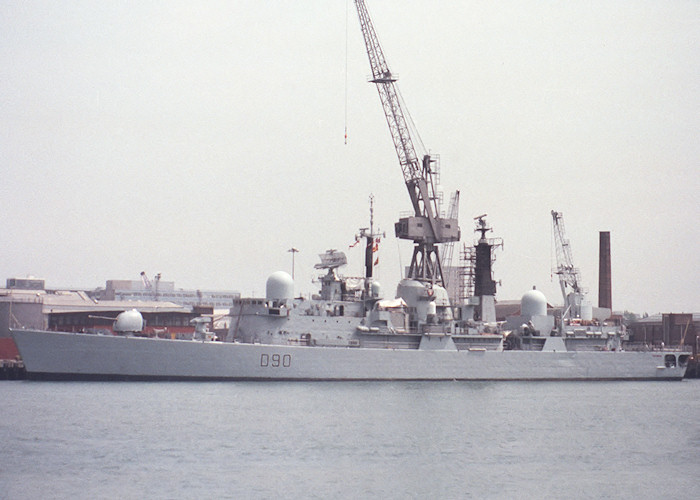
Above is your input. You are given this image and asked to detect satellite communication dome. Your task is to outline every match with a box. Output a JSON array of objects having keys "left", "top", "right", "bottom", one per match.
[
  {"left": 370, "top": 281, "right": 382, "bottom": 298},
  {"left": 114, "top": 309, "right": 144, "bottom": 333},
  {"left": 266, "top": 271, "right": 294, "bottom": 302},
  {"left": 396, "top": 279, "right": 425, "bottom": 306},
  {"left": 521, "top": 288, "right": 547, "bottom": 319},
  {"left": 431, "top": 285, "right": 451, "bottom": 307}
]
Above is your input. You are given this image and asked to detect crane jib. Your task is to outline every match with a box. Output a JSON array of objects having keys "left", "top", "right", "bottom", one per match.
[{"left": 354, "top": 0, "right": 460, "bottom": 285}]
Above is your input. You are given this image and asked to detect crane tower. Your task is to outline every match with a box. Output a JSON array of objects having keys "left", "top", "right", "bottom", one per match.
[
  {"left": 354, "top": 0, "right": 460, "bottom": 287},
  {"left": 551, "top": 210, "right": 585, "bottom": 322}
]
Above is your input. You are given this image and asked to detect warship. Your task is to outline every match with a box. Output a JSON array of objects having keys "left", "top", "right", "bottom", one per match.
[
  {"left": 10, "top": 274, "right": 691, "bottom": 381},
  {"left": 10, "top": 217, "right": 691, "bottom": 381},
  {"left": 9, "top": 1, "right": 692, "bottom": 380}
]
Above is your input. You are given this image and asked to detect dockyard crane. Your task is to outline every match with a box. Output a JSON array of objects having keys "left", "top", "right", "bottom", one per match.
[
  {"left": 439, "top": 190, "right": 460, "bottom": 289},
  {"left": 140, "top": 271, "right": 152, "bottom": 289},
  {"left": 354, "top": 0, "right": 460, "bottom": 286},
  {"left": 551, "top": 210, "right": 584, "bottom": 321}
]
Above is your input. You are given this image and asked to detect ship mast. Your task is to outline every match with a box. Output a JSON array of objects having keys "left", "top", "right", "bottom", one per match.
[
  {"left": 357, "top": 194, "right": 384, "bottom": 298},
  {"left": 472, "top": 215, "right": 501, "bottom": 322}
]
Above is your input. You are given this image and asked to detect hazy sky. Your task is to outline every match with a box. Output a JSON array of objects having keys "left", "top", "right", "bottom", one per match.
[{"left": 1, "top": 0, "right": 698, "bottom": 314}]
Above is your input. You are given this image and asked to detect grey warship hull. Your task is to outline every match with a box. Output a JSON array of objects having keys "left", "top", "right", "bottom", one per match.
[{"left": 12, "top": 329, "right": 688, "bottom": 381}]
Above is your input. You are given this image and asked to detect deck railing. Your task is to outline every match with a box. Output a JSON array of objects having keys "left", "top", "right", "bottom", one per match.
[{"left": 622, "top": 342, "right": 693, "bottom": 353}]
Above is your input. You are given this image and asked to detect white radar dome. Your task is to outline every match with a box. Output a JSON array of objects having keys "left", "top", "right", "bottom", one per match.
[
  {"left": 370, "top": 281, "right": 382, "bottom": 298},
  {"left": 266, "top": 271, "right": 294, "bottom": 302},
  {"left": 521, "top": 288, "right": 547, "bottom": 319},
  {"left": 396, "top": 279, "right": 425, "bottom": 306},
  {"left": 114, "top": 309, "right": 144, "bottom": 333},
  {"left": 431, "top": 285, "right": 451, "bottom": 307}
]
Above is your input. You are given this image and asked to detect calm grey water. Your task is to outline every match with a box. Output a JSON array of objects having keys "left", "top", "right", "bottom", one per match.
[{"left": 1, "top": 380, "right": 698, "bottom": 499}]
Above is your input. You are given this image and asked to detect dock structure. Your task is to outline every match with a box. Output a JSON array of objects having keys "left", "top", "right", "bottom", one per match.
[{"left": 0, "top": 359, "right": 26, "bottom": 380}]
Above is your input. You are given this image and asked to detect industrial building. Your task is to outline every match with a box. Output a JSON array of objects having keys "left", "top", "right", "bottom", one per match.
[
  {"left": 628, "top": 313, "right": 699, "bottom": 377},
  {"left": 0, "top": 276, "right": 230, "bottom": 360},
  {"left": 628, "top": 313, "right": 699, "bottom": 355},
  {"left": 94, "top": 277, "right": 240, "bottom": 308}
]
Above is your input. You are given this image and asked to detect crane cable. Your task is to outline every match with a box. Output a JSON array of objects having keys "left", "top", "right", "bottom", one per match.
[{"left": 344, "top": 0, "right": 349, "bottom": 145}]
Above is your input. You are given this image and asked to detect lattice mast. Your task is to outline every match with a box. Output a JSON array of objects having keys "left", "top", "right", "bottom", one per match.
[{"left": 354, "top": 0, "right": 460, "bottom": 286}]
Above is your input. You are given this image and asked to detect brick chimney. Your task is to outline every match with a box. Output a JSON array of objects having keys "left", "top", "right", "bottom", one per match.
[{"left": 598, "top": 231, "right": 612, "bottom": 310}]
